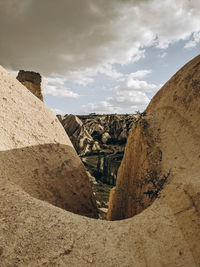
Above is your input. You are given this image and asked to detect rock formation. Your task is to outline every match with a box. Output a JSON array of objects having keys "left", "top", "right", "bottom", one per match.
[
  {"left": 107, "top": 55, "right": 200, "bottom": 263},
  {"left": 0, "top": 66, "right": 98, "bottom": 218},
  {"left": 0, "top": 56, "right": 200, "bottom": 266},
  {"left": 58, "top": 113, "right": 138, "bottom": 186},
  {"left": 16, "top": 70, "right": 43, "bottom": 101},
  {"left": 58, "top": 113, "right": 138, "bottom": 156},
  {"left": 58, "top": 114, "right": 94, "bottom": 155}
]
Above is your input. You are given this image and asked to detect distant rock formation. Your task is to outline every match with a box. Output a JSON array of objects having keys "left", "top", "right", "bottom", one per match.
[
  {"left": 107, "top": 55, "right": 200, "bottom": 263},
  {"left": 58, "top": 113, "right": 138, "bottom": 185},
  {"left": 58, "top": 114, "right": 94, "bottom": 155},
  {"left": 1, "top": 66, "right": 98, "bottom": 219},
  {"left": 16, "top": 70, "right": 43, "bottom": 101},
  {"left": 1, "top": 57, "right": 200, "bottom": 266},
  {"left": 58, "top": 113, "right": 138, "bottom": 155}
]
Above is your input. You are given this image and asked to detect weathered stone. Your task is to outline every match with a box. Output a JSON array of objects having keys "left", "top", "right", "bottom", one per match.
[
  {"left": 107, "top": 55, "right": 200, "bottom": 264},
  {"left": 1, "top": 66, "right": 98, "bottom": 219},
  {"left": 101, "top": 132, "right": 110, "bottom": 144},
  {"left": 59, "top": 113, "right": 138, "bottom": 163},
  {"left": 62, "top": 114, "right": 83, "bottom": 137},
  {"left": 16, "top": 70, "right": 43, "bottom": 101},
  {"left": 1, "top": 57, "right": 200, "bottom": 266}
]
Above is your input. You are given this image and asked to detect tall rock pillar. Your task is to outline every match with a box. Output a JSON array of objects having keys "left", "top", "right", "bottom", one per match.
[{"left": 17, "top": 70, "right": 43, "bottom": 101}]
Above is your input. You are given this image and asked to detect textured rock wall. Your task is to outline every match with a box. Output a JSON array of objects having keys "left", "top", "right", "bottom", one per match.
[
  {"left": 17, "top": 70, "right": 43, "bottom": 101},
  {"left": 1, "top": 59, "right": 200, "bottom": 266},
  {"left": 107, "top": 117, "right": 162, "bottom": 219},
  {"left": 59, "top": 113, "right": 138, "bottom": 156},
  {"left": 107, "top": 55, "right": 200, "bottom": 264},
  {"left": 1, "top": 66, "right": 98, "bottom": 218},
  {"left": 108, "top": 55, "right": 200, "bottom": 221}
]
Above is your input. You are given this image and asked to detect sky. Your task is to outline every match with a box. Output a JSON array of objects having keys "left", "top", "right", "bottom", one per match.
[{"left": 0, "top": 0, "right": 200, "bottom": 115}]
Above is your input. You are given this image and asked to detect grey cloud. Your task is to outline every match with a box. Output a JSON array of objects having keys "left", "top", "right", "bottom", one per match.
[
  {"left": 0, "top": 0, "right": 200, "bottom": 77},
  {"left": 43, "top": 76, "right": 79, "bottom": 98}
]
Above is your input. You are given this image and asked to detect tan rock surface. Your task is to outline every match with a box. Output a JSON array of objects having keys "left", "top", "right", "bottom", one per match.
[
  {"left": 17, "top": 70, "right": 43, "bottom": 101},
  {"left": 0, "top": 66, "right": 98, "bottom": 218},
  {"left": 0, "top": 60, "right": 199, "bottom": 266},
  {"left": 107, "top": 55, "right": 200, "bottom": 264}
]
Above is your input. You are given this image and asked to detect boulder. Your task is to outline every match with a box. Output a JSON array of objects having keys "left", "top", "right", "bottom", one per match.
[
  {"left": 59, "top": 114, "right": 95, "bottom": 155},
  {"left": 85, "top": 120, "right": 104, "bottom": 136},
  {"left": 101, "top": 132, "right": 111, "bottom": 144},
  {"left": 61, "top": 114, "right": 83, "bottom": 137},
  {"left": 92, "top": 141, "right": 101, "bottom": 151},
  {"left": 0, "top": 66, "right": 98, "bottom": 219},
  {"left": 107, "top": 55, "right": 200, "bottom": 264}
]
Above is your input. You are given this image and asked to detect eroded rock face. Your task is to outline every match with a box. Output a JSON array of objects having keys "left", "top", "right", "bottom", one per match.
[
  {"left": 108, "top": 56, "right": 200, "bottom": 220},
  {"left": 0, "top": 66, "right": 98, "bottom": 218},
  {"left": 17, "top": 70, "right": 43, "bottom": 101},
  {"left": 58, "top": 114, "right": 93, "bottom": 155},
  {"left": 107, "top": 117, "right": 163, "bottom": 219},
  {"left": 59, "top": 113, "right": 138, "bottom": 156},
  {"left": 107, "top": 55, "right": 200, "bottom": 263},
  {"left": 1, "top": 60, "right": 200, "bottom": 266},
  {"left": 58, "top": 113, "right": 138, "bottom": 186}
]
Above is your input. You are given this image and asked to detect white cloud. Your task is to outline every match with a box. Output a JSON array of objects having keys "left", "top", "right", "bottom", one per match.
[
  {"left": 114, "top": 70, "right": 160, "bottom": 94},
  {"left": 81, "top": 91, "right": 149, "bottom": 114},
  {"left": 81, "top": 71, "right": 160, "bottom": 114},
  {"left": 43, "top": 76, "right": 79, "bottom": 98},
  {"left": 81, "top": 101, "right": 120, "bottom": 114},
  {"left": 108, "top": 91, "right": 149, "bottom": 108},
  {"left": 51, "top": 108, "right": 65, "bottom": 115},
  {"left": 127, "top": 70, "right": 152, "bottom": 79},
  {"left": 8, "top": 69, "right": 18, "bottom": 78},
  {"left": 184, "top": 31, "right": 200, "bottom": 48},
  {"left": 158, "top": 52, "right": 167, "bottom": 58},
  {"left": 66, "top": 63, "right": 123, "bottom": 86},
  {"left": 126, "top": 79, "right": 158, "bottom": 93}
]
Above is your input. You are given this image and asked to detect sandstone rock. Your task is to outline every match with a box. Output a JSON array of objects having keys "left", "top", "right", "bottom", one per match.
[
  {"left": 56, "top": 114, "right": 65, "bottom": 122},
  {"left": 0, "top": 66, "right": 98, "bottom": 219},
  {"left": 118, "top": 128, "right": 127, "bottom": 141},
  {"left": 92, "top": 141, "right": 101, "bottom": 151},
  {"left": 101, "top": 132, "right": 111, "bottom": 144},
  {"left": 71, "top": 125, "right": 94, "bottom": 155},
  {"left": 59, "top": 114, "right": 95, "bottom": 155},
  {"left": 85, "top": 120, "right": 104, "bottom": 136},
  {"left": 16, "top": 70, "right": 43, "bottom": 101},
  {"left": 62, "top": 114, "right": 83, "bottom": 136},
  {"left": 1, "top": 61, "right": 199, "bottom": 266},
  {"left": 107, "top": 55, "right": 200, "bottom": 264},
  {"left": 59, "top": 113, "right": 137, "bottom": 156}
]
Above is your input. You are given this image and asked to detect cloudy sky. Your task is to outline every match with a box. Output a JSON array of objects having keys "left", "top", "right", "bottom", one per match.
[{"left": 0, "top": 0, "right": 200, "bottom": 115}]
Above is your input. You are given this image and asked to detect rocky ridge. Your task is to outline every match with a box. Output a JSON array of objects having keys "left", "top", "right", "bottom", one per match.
[{"left": 58, "top": 113, "right": 138, "bottom": 156}]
